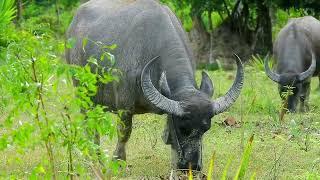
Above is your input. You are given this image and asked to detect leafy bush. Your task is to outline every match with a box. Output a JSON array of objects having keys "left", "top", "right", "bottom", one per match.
[{"left": 0, "top": 14, "right": 121, "bottom": 179}]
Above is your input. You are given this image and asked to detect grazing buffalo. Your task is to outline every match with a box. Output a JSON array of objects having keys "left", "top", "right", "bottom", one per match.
[
  {"left": 265, "top": 16, "right": 319, "bottom": 113},
  {"left": 66, "top": 0, "right": 244, "bottom": 170}
]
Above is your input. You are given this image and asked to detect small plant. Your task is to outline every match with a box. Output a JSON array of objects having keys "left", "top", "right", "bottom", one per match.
[
  {"left": 250, "top": 54, "right": 265, "bottom": 72},
  {"left": 279, "top": 85, "right": 294, "bottom": 122},
  {"left": 289, "top": 119, "right": 312, "bottom": 152},
  {"left": 0, "top": 21, "right": 121, "bottom": 178}
]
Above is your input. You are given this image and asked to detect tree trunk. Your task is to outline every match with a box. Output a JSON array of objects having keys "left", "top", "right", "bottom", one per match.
[
  {"left": 192, "top": 14, "right": 209, "bottom": 49},
  {"left": 230, "top": 0, "right": 251, "bottom": 41},
  {"left": 15, "top": 0, "right": 23, "bottom": 25},
  {"left": 188, "top": 14, "right": 210, "bottom": 62},
  {"left": 252, "top": 0, "right": 272, "bottom": 55},
  {"left": 55, "top": 0, "right": 60, "bottom": 25},
  {"left": 208, "top": 10, "right": 215, "bottom": 64},
  {"left": 270, "top": 3, "right": 277, "bottom": 25}
]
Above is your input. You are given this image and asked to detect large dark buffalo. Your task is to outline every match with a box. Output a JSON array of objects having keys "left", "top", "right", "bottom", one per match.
[
  {"left": 66, "top": 0, "right": 244, "bottom": 170},
  {"left": 265, "top": 16, "right": 319, "bottom": 113}
]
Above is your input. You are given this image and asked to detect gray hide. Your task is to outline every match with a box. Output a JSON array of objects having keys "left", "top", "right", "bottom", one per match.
[
  {"left": 66, "top": 0, "right": 244, "bottom": 170},
  {"left": 265, "top": 16, "right": 320, "bottom": 113}
]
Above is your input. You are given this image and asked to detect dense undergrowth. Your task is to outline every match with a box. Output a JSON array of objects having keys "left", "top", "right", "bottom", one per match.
[{"left": 1, "top": 0, "right": 122, "bottom": 178}]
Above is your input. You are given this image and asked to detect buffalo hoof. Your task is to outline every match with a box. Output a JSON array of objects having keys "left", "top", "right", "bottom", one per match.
[
  {"left": 112, "top": 152, "right": 126, "bottom": 162},
  {"left": 113, "top": 142, "right": 126, "bottom": 161}
]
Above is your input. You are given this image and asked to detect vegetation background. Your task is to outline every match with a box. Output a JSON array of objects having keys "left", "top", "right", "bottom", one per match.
[{"left": 0, "top": 0, "right": 320, "bottom": 179}]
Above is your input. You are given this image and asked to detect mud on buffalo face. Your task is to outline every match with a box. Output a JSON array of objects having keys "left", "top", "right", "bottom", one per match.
[{"left": 141, "top": 55, "right": 244, "bottom": 170}]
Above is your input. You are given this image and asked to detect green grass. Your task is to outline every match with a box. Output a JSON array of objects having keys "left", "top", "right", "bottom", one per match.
[{"left": 1, "top": 65, "right": 320, "bottom": 179}]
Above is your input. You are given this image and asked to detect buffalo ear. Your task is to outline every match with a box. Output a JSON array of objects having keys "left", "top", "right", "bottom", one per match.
[
  {"left": 200, "top": 71, "right": 214, "bottom": 97},
  {"left": 159, "top": 71, "right": 171, "bottom": 97}
]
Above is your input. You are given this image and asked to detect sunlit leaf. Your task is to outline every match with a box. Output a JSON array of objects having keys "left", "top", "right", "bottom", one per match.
[{"left": 234, "top": 135, "right": 255, "bottom": 180}]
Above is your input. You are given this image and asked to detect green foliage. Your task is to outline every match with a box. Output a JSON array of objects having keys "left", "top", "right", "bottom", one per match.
[
  {"left": 0, "top": 0, "right": 16, "bottom": 27},
  {"left": 250, "top": 55, "right": 266, "bottom": 72},
  {"left": 197, "top": 62, "right": 220, "bottom": 71},
  {"left": 160, "top": 0, "right": 193, "bottom": 31},
  {"left": 234, "top": 135, "right": 254, "bottom": 179},
  {"left": 185, "top": 0, "right": 231, "bottom": 17},
  {"left": 22, "top": 1, "right": 76, "bottom": 35},
  {"left": 274, "top": 0, "right": 320, "bottom": 12},
  {"left": 0, "top": 12, "right": 120, "bottom": 178}
]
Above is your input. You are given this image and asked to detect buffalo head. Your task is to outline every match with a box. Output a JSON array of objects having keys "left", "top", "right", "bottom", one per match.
[
  {"left": 264, "top": 53, "right": 316, "bottom": 112},
  {"left": 141, "top": 55, "right": 244, "bottom": 170}
]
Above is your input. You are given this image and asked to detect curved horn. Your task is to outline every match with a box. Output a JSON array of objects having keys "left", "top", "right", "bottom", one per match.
[
  {"left": 264, "top": 56, "right": 280, "bottom": 83},
  {"left": 298, "top": 51, "right": 316, "bottom": 81},
  {"left": 212, "top": 54, "right": 244, "bottom": 115},
  {"left": 141, "top": 56, "right": 185, "bottom": 116}
]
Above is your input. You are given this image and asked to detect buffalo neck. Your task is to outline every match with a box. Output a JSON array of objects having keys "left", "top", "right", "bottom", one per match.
[
  {"left": 276, "top": 28, "right": 311, "bottom": 74},
  {"left": 160, "top": 41, "right": 196, "bottom": 94}
]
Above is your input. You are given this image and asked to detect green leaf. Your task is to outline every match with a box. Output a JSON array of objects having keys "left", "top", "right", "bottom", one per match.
[
  {"left": 234, "top": 135, "right": 254, "bottom": 180},
  {"left": 82, "top": 37, "right": 88, "bottom": 52},
  {"left": 0, "top": 136, "right": 8, "bottom": 151},
  {"left": 103, "top": 44, "right": 117, "bottom": 50},
  {"left": 66, "top": 37, "right": 76, "bottom": 49},
  {"left": 250, "top": 172, "right": 256, "bottom": 180},
  {"left": 87, "top": 57, "right": 98, "bottom": 66},
  {"left": 207, "top": 152, "right": 215, "bottom": 180},
  {"left": 0, "top": 0, "right": 16, "bottom": 27},
  {"left": 30, "top": 164, "right": 46, "bottom": 179},
  {"left": 220, "top": 156, "right": 233, "bottom": 180}
]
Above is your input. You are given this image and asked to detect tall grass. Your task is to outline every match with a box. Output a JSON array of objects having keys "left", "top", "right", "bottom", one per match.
[
  {"left": 0, "top": 0, "right": 16, "bottom": 26},
  {"left": 186, "top": 135, "right": 254, "bottom": 179}
]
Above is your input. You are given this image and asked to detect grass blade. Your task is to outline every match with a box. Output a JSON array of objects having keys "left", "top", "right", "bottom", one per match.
[
  {"left": 234, "top": 135, "right": 254, "bottom": 180},
  {"left": 188, "top": 164, "right": 193, "bottom": 180},
  {"left": 250, "top": 172, "right": 256, "bottom": 180},
  {"left": 220, "top": 156, "right": 233, "bottom": 180},
  {"left": 207, "top": 152, "right": 216, "bottom": 180}
]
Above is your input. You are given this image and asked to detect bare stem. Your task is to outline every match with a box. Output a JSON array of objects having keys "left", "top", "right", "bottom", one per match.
[
  {"left": 31, "top": 57, "right": 57, "bottom": 179},
  {"left": 61, "top": 110, "right": 75, "bottom": 180}
]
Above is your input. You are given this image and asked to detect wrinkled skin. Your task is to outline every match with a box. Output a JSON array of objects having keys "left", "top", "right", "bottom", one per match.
[
  {"left": 67, "top": 0, "right": 244, "bottom": 170},
  {"left": 265, "top": 16, "right": 320, "bottom": 113}
]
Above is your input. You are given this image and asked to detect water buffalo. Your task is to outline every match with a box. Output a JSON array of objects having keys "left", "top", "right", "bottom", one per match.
[
  {"left": 66, "top": 0, "right": 244, "bottom": 170},
  {"left": 265, "top": 16, "right": 319, "bottom": 113}
]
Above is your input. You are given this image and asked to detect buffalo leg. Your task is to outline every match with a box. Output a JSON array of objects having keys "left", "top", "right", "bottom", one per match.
[
  {"left": 113, "top": 112, "right": 133, "bottom": 161},
  {"left": 318, "top": 75, "right": 320, "bottom": 90},
  {"left": 300, "top": 82, "right": 310, "bottom": 112}
]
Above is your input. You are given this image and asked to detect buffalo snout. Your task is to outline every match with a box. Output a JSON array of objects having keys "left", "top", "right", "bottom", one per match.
[
  {"left": 172, "top": 139, "right": 202, "bottom": 171},
  {"left": 177, "top": 161, "right": 202, "bottom": 171}
]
